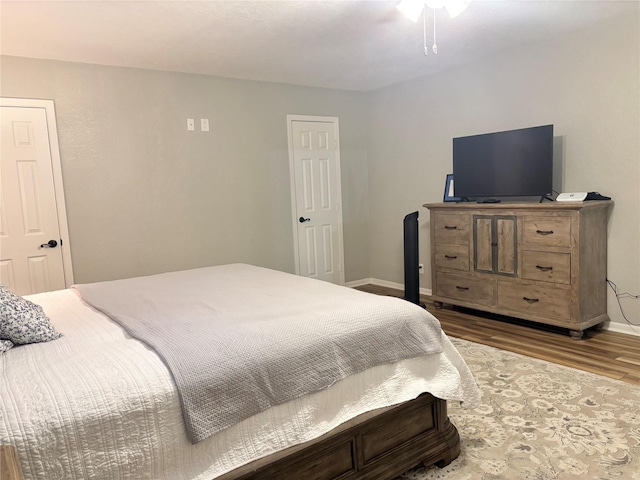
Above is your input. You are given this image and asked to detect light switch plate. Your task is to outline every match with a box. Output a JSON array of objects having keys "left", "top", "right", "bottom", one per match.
[{"left": 200, "top": 119, "right": 210, "bottom": 132}]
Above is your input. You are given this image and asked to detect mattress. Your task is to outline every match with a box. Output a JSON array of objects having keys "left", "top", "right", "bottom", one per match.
[{"left": 0, "top": 281, "right": 480, "bottom": 480}]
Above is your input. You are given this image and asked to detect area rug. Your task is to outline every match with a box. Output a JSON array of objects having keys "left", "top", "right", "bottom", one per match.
[{"left": 397, "top": 337, "right": 640, "bottom": 480}]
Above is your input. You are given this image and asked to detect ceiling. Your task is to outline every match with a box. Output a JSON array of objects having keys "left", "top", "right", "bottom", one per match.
[{"left": 0, "top": 0, "right": 637, "bottom": 91}]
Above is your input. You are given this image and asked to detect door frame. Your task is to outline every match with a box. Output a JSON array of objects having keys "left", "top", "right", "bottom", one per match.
[
  {"left": 1, "top": 97, "right": 74, "bottom": 287},
  {"left": 286, "top": 114, "right": 345, "bottom": 284}
]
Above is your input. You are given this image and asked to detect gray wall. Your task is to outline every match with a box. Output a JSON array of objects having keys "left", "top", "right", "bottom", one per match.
[
  {"left": 366, "top": 15, "right": 639, "bottom": 328},
  {"left": 1, "top": 12, "right": 638, "bottom": 329},
  {"left": 0, "top": 57, "right": 371, "bottom": 283}
]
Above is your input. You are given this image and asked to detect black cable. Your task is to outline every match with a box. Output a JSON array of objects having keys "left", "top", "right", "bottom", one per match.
[{"left": 607, "top": 279, "right": 640, "bottom": 326}]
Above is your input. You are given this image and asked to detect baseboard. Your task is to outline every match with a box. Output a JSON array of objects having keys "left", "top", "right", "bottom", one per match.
[
  {"left": 346, "top": 278, "right": 638, "bottom": 338},
  {"left": 345, "top": 278, "right": 374, "bottom": 288},
  {"left": 346, "top": 278, "right": 432, "bottom": 297},
  {"left": 604, "top": 321, "right": 640, "bottom": 337}
]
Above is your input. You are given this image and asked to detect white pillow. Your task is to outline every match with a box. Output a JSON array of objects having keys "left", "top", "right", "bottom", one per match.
[{"left": 0, "top": 284, "right": 62, "bottom": 347}]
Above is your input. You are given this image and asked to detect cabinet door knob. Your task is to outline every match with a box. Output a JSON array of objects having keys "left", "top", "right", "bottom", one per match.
[
  {"left": 455, "top": 286, "right": 469, "bottom": 291},
  {"left": 523, "top": 297, "right": 539, "bottom": 303},
  {"left": 444, "top": 225, "right": 458, "bottom": 230},
  {"left": 536, "top": 265, "right": 553, "bottom": 272},
  {"left": 535, "top": 229, "right": 554, "bottom": 235},
  {"left": 444, "top": 255, "right": 458, "bottom": 260}
]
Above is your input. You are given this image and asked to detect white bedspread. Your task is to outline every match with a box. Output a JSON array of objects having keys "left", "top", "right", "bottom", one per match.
[{"left": 0, "top": 283, "right": 480, "bottom": 480}]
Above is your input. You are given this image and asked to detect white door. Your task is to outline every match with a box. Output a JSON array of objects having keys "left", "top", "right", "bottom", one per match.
[
  {"left": 287, "top": 115, "right": 345, "bottom": 284},
  {"left": 0, "top": 99, "right": 73, "bottom": 295}
]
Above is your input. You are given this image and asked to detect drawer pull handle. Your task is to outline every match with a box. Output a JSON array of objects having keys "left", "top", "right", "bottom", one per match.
[
  {"left": 536, "top": 265, "right": 553, "bottom": 272},
  {"left": 536, "top": 229, "right": 554, "bottom": 235},
  {"left": 444, "top": 225, "right": 458, "bottom": 230},
  {"left": 444, "top": 255, "right": 458, "bottom": 259},
  {"left": 523, "top": 297, "right": 539, "bottom": 303},
  {"left": 456, "top": 286, "right": 469, "bottom": 291}
]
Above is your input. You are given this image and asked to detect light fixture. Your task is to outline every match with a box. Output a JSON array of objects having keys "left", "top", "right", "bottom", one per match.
[
  {"left": 441, "top": 0, "right": 471, "bottom": 18},
  {"left": 396, "top": 0, "right": 425, "bottom": 22},
  {"left": 397, "top": 0, "right": 470, "bottom": 20},
  {"left": 396, "top": 0, "right": 471, "bottom": 55}
]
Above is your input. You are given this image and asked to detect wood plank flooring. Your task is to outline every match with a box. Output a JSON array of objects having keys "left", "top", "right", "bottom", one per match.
[{"left": 355, "top": 284, "right": 640, "bottom": 386}]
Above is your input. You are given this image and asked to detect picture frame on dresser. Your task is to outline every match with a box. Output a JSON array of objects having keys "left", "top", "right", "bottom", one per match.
[{"left": 443, "top": 174, "right": 461, "bottom": 202}]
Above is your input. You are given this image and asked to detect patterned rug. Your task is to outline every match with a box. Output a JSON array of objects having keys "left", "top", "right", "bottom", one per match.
[{"left": 397, "top": 337, "right": 640, "bottom": 480}]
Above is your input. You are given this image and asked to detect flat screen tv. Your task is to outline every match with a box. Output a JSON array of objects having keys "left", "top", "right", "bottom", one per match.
[{"left": 452, "top": 124, "right": 553, "bottom": 201}]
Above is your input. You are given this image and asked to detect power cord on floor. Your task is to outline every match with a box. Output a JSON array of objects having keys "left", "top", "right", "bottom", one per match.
[{"left": 607, "top": 279, "right": 640, "bottom": 326}]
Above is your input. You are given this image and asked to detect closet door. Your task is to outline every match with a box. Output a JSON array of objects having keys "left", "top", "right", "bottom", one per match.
[{"left": 0, "top": 99, "right": 73, "bottom": 294}]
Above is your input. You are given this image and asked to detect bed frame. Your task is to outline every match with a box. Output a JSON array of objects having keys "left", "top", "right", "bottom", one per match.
[
  {"left": 218, "top": 393, "right": 459, "bottom": 480},
  {"left": 2, "top": 394, "right": 459, "bottom": 480}
]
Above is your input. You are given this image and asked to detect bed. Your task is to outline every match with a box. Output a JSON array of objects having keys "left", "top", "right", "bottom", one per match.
[{"left": 0, "top": 264, "right": 480, "bottom": 480}]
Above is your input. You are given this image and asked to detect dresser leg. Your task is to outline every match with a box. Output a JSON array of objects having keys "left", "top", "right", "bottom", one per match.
[{"left": 569, "top": 329, "right": 584, "bottom": 340}]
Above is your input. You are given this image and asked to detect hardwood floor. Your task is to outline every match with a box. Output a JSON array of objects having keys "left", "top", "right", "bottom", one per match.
[{"left": 355, "top": 284, "right": 640, "bottom": 386}]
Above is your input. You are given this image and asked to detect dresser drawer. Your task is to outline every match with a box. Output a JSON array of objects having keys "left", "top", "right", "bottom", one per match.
[
  {"left": 523, "top": 216, "right": 571, "bottom": 247},
  {"left": 435, "top": 244, "right": 469, "bottom": 271},
  {"left": 433, "top": 213, "right": 470, "bottom": 244},
  {"left": 436, "top": 272, "right": 495, "bottom": 307},
  {"left": 498, "top": 281, "right": 570, "bottom": 321},
  {"left": 522, "top": 251, "right": 571, "bottom": 284}
]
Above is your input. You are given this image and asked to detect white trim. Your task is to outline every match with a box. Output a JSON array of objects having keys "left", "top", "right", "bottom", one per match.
[
  {"left": 604, "top": 322, "right": 640, "bottom": 337},
  {"left": 286, "top": 114, "right": 345, "bottom": 285},
  {"left": 345, "top": 278, "right": 374, "bottom": 288},
  {"left": 0, "top": 97, "right": 74, "bottom": 287},
  {"left": 346, "top": 278, "right": 432, "bottom": 297}
]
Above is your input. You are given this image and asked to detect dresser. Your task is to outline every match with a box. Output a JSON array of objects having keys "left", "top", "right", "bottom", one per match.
[{"left": 423, "top": 201, "right": 613, "bottom": 338}]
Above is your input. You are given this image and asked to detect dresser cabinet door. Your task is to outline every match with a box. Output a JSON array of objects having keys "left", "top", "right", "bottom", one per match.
[
  {"left": 496, "top": 217, "right": 517, "bottom": 275},
  {"left": 473, "top": 215, "right": 517, "bottom": 276},
  {"left": 474, "top": 217, "right": 493, "bottom": 272}
]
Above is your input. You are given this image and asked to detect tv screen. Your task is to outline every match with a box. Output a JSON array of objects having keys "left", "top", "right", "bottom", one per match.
[{"left": 452, "top": 125, "right": 553, "bottom": 199}]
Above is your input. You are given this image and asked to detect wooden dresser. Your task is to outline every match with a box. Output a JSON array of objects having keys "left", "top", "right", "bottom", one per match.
[{"left": 423, "top": 201, "right": 613, "bottom": 338}]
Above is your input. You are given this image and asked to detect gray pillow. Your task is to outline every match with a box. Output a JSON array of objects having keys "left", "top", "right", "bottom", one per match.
[
  {"left": 0, "top": 284, "right": 62, "bottom": 346},
  {"left": 0, "top": 339, "right": 14, "bottom": 354}
]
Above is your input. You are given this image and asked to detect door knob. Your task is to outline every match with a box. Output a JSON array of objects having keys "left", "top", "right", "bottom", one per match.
[
  {"left": 40, "top": 239, "right": 58, "bottom": 248},
  {"left": 299, "top": 217, "right": 311, "bottom": 223}
]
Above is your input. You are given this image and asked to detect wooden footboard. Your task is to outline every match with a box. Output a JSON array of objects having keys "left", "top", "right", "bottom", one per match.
[
  {"left": 218, "top": 393, "right": 460, "bottom": 480},
  {"left": 0, "top": 445, "right": 23, "bottom": 480}
]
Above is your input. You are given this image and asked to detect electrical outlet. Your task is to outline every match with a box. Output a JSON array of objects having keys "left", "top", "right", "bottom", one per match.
[
  {"left": 186, "top": 119, "right": 195, "bottom": 131},
  {"left": 419, "top": 264, "right": 424, "bottom": 274}
]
